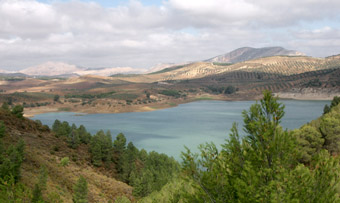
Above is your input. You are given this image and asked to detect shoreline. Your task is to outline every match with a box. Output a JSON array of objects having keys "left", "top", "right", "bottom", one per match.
[{"left": 24, "top": 93, "right": 334, "bottom": 118}]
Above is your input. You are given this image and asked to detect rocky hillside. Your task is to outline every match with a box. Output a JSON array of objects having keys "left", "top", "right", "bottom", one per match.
[{"left": 206, "top": 47, "right": 305, "bottom": 63}]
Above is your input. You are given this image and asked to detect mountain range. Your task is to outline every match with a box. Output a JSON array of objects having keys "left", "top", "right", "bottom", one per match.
[{"left": 6, "top": 47, "right": 306, "bottom": 77}]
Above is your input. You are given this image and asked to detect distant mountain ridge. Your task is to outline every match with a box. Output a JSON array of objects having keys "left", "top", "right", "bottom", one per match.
[
  {"left": 206, "top": 47, "right": 305, "bottom": 63},
  {"left": 19, "top": 62, "right": 145, "bottom": 77}
]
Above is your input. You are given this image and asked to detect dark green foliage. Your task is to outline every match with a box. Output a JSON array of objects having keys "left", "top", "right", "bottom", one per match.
[
  {"left": 31, "top": 184, "right": 43, "bottom": 203},
  {"left": 207, "top": 85, "right": 238, "bottom": 95},
  {"left": 0, "top": 175, "right": 31, "bottom": 202},
  {"left": 54, "top": 94, "right": 60, "bottom": 102},
  {"left": 11, "top": 104, "right": 24, "bottom": 118},
  {"left": 293, "top": 125, "right": 324, "bottom": 163},
  {"left": 331, "top": 96, "right": 340, "bottom": 109},
  {"left": 129, "top": 151, "right": 179, "bottom": 198},
  {"left": 212, "top": 62, "right": 232, "bottom": 66},
  {"left": 78, "top": 125, "right": 91, "bottom": 144},
  {"left": 50, "top": 119, "right": 179, "bottom": 198},
  {"left": 181, "top": 90, "right": 340, "bottom": 202},
  {"left": 323, "top": 104, "right": 330, "bottom": 114},
  {"left": 113, "top": 133, "right": 127, "bottom": 173},
  {"left": 38, "top": 166, "right": 48, "bottom": 191},
  {"left": 121, "top": 142, "right": 138, "bottom": 183},
  {"left": 52, "top": 120, "right": 71, "bottom": 138},
  {"left": 0, "top": 140, "right": 25, "bottom": 183},
  {"left": 159, "top": 90, "right": 181, "bottom": 98},
  {"left": 305, "top": 78, "right": 322, "bottom": 87},
  {"left": 206, "top": 86, "right": 225, "bottom": 94},
  {"left": 1, "top": 102, "right": 10, "bottom": 111},
  {"left": 31, "top": 166, "right": 48, "bottom": 203},
  {"left": 0, "top": 121, "right": 5, "bottom": 138},
  {"left": 65, "top": 91, "right": 116, "bottom": 99},
  {"left": 320, "top": 109, "right": 340, "bottom": 155},
  {"left": 224, "top": 85, "right": 237, "bottom": 94},
  {"left": 52, "top": 120, "right": 91, "bottom": 149},
  {"left": 145, "top": 91, "right": 150, "bottom": 99},
  {"left": 89, "top": 130, "right": 113, "bottom": 167},
  {"left": 324, "top": 96, "right": 340, "bottom": 114},
  {"left": 68, "top": 129, "right": 81, "bottom": 149},
  {"left": 73, "top": 176, "right": 88, "bottom": 203},
  {"left": 0, "top": 123, "right": 27, "bottom": 201}
]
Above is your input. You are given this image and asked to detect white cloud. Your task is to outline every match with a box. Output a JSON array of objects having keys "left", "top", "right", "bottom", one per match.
[{"left": 0, "top": 0, "right": 339, "bottom": 70}]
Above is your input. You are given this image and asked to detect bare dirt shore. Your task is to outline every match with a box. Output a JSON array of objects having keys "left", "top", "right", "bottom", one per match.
[
  {"left": 275, "top": 88, "right": 340, "bottom": 101},
  {"left": 24, "top": 90, "right": 337, "bottom": 118}
]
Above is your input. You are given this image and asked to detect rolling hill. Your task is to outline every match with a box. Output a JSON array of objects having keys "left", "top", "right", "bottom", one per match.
[
  {"left": 114, "top": 55, "right": 340, "bottom": 83},
  {"left": 206, "top": 46, "right": 305, "bottom": 63}
]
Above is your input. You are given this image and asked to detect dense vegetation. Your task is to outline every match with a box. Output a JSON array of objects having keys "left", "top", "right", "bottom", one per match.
[
  {"left": 206, "top": 85, "right": 238, "bottom": 95},
  {"left": 158, "top": 89, "right": 182, "bottom": 98},
  {"left": 65, "top": 91, "right": 116, "bottom": 99},
  {"left": 1, "top": 91, "right": 340, "bottom": 202},
  {"left": 51, "top": 119, "right": 179, "bottom": 198},
  {"left": 139, "top": 91, "right": 340, "bottom": 202}
]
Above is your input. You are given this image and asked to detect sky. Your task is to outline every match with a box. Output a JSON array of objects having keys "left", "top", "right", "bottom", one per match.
[{"left": 0, "top": 0, "right": 340, "bottom": 71}]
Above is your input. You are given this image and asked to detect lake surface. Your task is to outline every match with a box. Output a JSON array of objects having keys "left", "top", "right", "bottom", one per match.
[{"left": 33, "top": 100, "right": 329, "bottom": 159}]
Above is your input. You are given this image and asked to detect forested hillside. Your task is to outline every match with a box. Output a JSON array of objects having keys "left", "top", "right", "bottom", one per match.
[
  {"left": 0, "top": 103, "right": 178, "bottom": 202},
  {"left": 1, "top": 92, "right": 340, "bottom": 202}
]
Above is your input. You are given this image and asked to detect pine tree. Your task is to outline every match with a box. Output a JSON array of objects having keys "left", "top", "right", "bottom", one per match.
[
  {"left": 78, "top": 125, "right": 91, "bottom": 144},
  {"left": 11, "top": 105, "right": 24, "bottom": 118},
  {"left": 73, "top": 176, "right": 88, "bottom": 203},
  {"left": 1, "top": 102, "right": 9, "bottom": 111},
  {"left": 0, "top": 121, "right": 5, "bottom": 138},
  {"left": 113, "top": 133, "right": 127, "bottom": 174},
  {"left": 293, "top": 125, "right": 324, "bottom": 163}
]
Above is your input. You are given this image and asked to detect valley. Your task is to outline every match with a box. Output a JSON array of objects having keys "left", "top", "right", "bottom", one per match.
[{"left": 1, "top": 52, "right": 340, "bottom": 117}]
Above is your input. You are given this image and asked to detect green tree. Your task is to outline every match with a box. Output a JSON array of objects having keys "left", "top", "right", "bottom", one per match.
[
  {"left": 78, "top": 125, "right": 91, "bottom": 144},
  {"left": 0, "top": 121, "right": 5, "bottom": 138},
  {"left": 113, "top": 133, "right": 127, "bottom": 174},
  {"left": 323, "top": 104, "right": 331, "bottom": 114},
  {"left": 181, "top": 91, "right": 311, "bottom": 202},
  {"left": 0, "top": 140, "right": 25, "bottom": 182},
  {"left": 323, "top": 96, "right": 340, "bottom": 114},
  {"left": 89, "top": 130, "right": 113, "bottom": 167},
  {"left": 31, "top": 184, "right": 43, "bottom": 203},
  {"left": 1, "top": 102, "right": 10, "bottom": 111},
  {"left": 320, "top": 111, "right": 340, "bottom": 155},
  {"left": 293, "top": 125, "right": 324, "bottom": 163},
  {"left": 52, "top": 120, "right": 61, "bottom": 133},
  {"left": 91, "top": 142, "right": 102, "bottom": 167},
  {"left": 68, "top": 129, "right": 80, "bottom": 149},
  {"left": 122, "top": 142, "right": 138, "bottom": 183},
  {"left": 54, "top": 94, "right": 60, "bottom": 102},
  {"left": 11, "top": 105, "right": 24, "bottom": 118},
  {"left": 73, "top": 176, "right": 88, "bottom": 203}
]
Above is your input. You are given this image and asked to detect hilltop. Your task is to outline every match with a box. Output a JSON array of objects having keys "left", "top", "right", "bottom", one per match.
[
  {"left": 114, "top": 55, "right": 340, "bottom": 83},
  {"left": 206, "top": 46, "right": 305, "bottom": 63}
]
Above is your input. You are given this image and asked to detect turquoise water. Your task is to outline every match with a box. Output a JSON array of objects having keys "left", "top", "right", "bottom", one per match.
[{"left": 33, "top": 100, "right": 329, "bottom": 159}]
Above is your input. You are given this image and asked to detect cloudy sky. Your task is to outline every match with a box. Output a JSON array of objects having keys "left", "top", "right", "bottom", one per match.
[{"left": 0, "top": 0, "right": 340, "bottom": 71}]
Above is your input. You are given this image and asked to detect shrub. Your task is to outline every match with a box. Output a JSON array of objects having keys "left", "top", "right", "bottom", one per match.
[{"left": 60, "top": 157, "right": 69, "bottom": 167}]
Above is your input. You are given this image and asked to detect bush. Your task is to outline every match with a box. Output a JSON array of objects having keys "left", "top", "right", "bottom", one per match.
[
  {"left": 60, "top": 157, "right": 69, "bottom": 167},
  {"left": 115, "top": 196, "right": 131, "bottom": 203},
  {"left": 11, "top": 105, "right": 24, "bottom": 118}
]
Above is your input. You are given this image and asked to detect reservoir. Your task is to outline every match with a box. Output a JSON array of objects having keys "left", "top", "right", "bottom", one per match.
[{"left": 33, "top": 100, "right": 329, "bottom": 159}]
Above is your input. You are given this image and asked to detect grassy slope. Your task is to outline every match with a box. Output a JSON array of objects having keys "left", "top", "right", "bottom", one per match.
[{"left": 0, "top": 109, "right": 133, "bottom": 202}]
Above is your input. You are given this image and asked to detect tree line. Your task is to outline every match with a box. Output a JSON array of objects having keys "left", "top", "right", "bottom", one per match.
[{"left": 51, "top": 119, "right": 179, "bottom": 198}]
